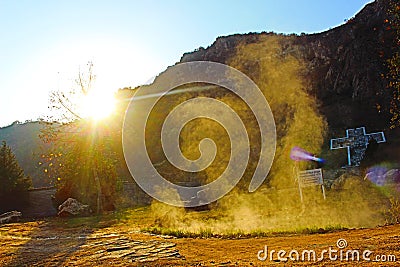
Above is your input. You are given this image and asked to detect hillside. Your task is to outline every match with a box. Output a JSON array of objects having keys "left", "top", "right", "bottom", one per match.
[
  {"left": 176, "top": 0, "right": 400, "bottom": 173},
  {"left": 0, "top": 121, "right": 49, "bottom": 188},
  {"left": 180, "top": 0, "right": 397, "bottom": 132}
]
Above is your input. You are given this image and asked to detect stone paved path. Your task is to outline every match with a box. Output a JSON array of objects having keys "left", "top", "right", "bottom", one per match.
[
  {"left": 84, "top": 234, "right": 183, "bottom": 263},
  {"left": 0, "top": 229, "right": 184, "bottom": 266}
]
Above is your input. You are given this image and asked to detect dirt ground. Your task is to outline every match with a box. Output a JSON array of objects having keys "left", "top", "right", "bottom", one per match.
[{"left": 0, "top": 215, "right": 399, "bottom": 266}]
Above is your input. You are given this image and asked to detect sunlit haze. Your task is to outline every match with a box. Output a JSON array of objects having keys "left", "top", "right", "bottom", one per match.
[
  {"left": 0, "top": 0, "right": 373, "bottom": 127},
  {"left": 79, "top": 90, "right": 116, "bottom": 121}
]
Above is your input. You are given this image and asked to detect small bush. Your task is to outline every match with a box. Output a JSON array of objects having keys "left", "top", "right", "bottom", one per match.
[{"left": 385, "top": 197, "right": 400, "bottom": 224}]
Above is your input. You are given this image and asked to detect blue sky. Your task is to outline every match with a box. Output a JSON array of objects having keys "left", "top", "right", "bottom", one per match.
[{"left": 0, "top": 0, "right": 373, "bottom": 127}]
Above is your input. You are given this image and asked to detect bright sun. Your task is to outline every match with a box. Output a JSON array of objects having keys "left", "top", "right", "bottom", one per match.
[{"left": 79, "top": 91, "right": 116, "bottom": 121}]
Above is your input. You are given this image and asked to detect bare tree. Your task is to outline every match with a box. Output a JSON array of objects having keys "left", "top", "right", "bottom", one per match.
[{"left": 40, "top": 62, "right": 114, "bottom": 214}]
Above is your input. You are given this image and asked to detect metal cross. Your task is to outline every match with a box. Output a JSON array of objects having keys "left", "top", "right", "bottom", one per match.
[{"left": 330, "top": 127, "right": 386, "bottom": 166}]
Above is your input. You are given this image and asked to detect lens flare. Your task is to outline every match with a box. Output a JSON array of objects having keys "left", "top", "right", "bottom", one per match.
[
  {"left": 364, "top": 165, "right": 400, "bottom": 193},
  {"left": 290, "top": 146, "right": 324, "bottom": 162},
  {"left": 364, "top": 166, "right": 388, "bottom": 186}
]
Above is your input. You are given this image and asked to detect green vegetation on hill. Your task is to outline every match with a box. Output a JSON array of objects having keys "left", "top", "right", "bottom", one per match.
[
  {"left": 0, "top": 140, "right": 32, "bottom": 212},
  {"left": 386, "top": 0, "right": 400, "bottom": 128}
]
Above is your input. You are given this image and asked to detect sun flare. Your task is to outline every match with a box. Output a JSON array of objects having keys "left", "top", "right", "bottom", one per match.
[{"left": 79, "top": 91, "right": 116, "bottom": 121}]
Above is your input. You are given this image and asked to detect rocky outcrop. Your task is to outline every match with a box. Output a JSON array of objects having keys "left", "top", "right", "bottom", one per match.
[
  {"left": 0, "top": 211, "right": 22, "bottom": 224},
  {"left": 180, "top": 0, "right": 397, "bottom": 130},
  {"left": 58, "top": 198, "right": 91, "bottom": 217},
  {"left": 181, "top": 33, "right": 261, "bottom": 64}
]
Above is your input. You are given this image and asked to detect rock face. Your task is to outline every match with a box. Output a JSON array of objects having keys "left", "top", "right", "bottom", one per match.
[
  {"left": 58, "top": 198, "right": 90, "bottom": 217},
  {"left": 180, "top": 0, "right": 397, "bottom": 130},
  {"left": 0, "top": 211, "right": 22, "bottom": 224}
]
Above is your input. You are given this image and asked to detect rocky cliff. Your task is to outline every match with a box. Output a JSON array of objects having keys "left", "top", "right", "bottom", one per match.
[{"left": 180, "top": 0, "right": 398, "bottom": 131}]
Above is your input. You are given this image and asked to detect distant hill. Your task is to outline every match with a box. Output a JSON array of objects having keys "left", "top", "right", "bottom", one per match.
[{"left": 0, "top": 121, "right": 50, "bottom": 187}]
